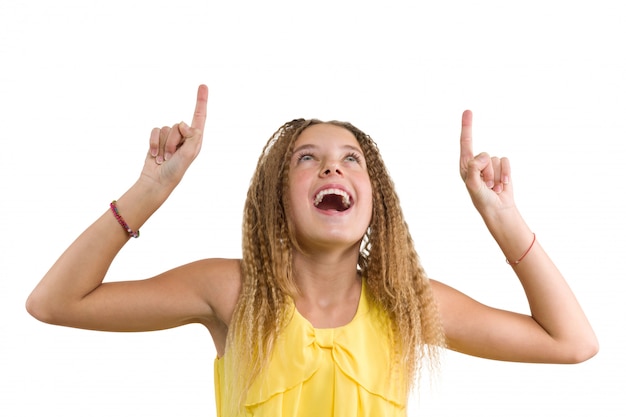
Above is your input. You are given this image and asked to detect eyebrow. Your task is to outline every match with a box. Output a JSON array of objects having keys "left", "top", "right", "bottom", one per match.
[{"left": 292, "top": 144, "right": 364, "bottom": 154}]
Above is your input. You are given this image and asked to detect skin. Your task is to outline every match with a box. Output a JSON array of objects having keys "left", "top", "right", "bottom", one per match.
[
  {"left": 26, "top": 85, "right": 598, "bottom": 364},
  {"left": 288, "top": 124, "right": 372, "bottom": 328}
]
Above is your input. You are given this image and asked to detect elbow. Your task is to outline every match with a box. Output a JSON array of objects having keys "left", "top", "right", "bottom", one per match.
[
  {"left": 562, "top": 335, "right": 600, "bottom": 364},
  {"left": 578, "top": 339, "right": 600, "bottom": 363},
  {"left": 25, "top": 290, "right": 60, "bottom": 325},
  {"left": 25, "top": 291, "right": 47, "bottom": 323}
]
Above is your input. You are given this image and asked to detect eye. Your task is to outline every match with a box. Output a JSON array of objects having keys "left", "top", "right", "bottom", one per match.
[
  {"left": 345, "top": 152, "right": 362, "bottom": 163},
  {"left": 296, "top": 152, "right": 315, "bottom": 162}
]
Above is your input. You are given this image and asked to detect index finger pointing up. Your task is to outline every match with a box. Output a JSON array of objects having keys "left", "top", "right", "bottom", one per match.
[
  {"left": 191, "top": 84, "right": 208, "bottom": 131},
  {"left": 460, "top": 109, "right": 474, "bottom": 163}
]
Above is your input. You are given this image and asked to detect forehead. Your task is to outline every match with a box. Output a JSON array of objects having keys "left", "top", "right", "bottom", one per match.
[{"left": 294, "top": 123, "right": 361, "bottom": 149}]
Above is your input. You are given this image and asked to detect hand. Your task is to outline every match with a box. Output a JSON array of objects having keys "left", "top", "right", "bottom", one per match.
[
  {"left": 459, "top": 110, "right": 515, "bottom": 214},
  {"left": 140, "top": 85, "right": 208, "bottom": 189}
]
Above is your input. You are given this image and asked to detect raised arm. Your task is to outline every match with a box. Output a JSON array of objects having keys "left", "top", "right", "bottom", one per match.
[
  {"left": 432, "top": 110, "right": 598, "bottom": 364},
  {"left": 26, "top": 86, "right": 240, "bottom": 347}
]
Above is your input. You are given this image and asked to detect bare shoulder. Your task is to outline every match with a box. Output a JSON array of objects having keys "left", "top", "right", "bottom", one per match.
[
  {"left": 429, "top": 278, "right": 458, "bottom": 304},
  {"left": 180, "top": 258, "right": 242, "bottom": 356},
  {"left": 185, "top": 258, "right": 242, "bottom": 327},
  {"left": 429, "top": 278, "right": 487, "bottom": 329}
]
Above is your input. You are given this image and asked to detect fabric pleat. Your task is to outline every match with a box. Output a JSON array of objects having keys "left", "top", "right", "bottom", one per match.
[{"left": 214, "top": 281, "right": 408, "bottom": 416}]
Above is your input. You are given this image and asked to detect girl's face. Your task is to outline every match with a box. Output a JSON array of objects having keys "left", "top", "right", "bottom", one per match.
[{"left": 287, "top": 123, "right": 372, "bottom": 253}]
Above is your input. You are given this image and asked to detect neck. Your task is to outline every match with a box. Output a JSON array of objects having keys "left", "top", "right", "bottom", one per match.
[{"left": 291, "top": 245, "right": 361, "bottom": 308}]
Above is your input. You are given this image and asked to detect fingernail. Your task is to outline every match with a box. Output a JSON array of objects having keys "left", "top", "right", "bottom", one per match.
[
  {"left": 156, "top": 155, "right": 164, "bottom": 164},
  {"left": 150, "top": 148, "right": 158, "bottom": 157},
  {"left": 164, "top": 152, "right": 172, "bottom": 161},
  {"left": 486, "top": 180, "right": 494, "bottom": 188},
  {"left": 503, "top": 175, "right": 510, "bottom": 185}
]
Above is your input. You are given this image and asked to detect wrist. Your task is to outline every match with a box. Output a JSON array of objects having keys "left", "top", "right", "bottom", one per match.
[
  {"left": 479, "top": 204, "right": 523, "bottom": 231},
  {"left": 134, "top": 174, "right": 176, "bottom": 203},
  {"left": 109, "top": 179, "right": 172, "bottom": 236},
  {"left": 479, "top": 206, "right": 535, "bottom": 262}
]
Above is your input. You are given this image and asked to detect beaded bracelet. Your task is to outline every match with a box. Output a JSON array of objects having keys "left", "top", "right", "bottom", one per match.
[
  {"left": 505, "top": 233, "right": 535, "bottom": 266},
  {"left": 110, "top": 200, "right": 140, "bottom": 238}
]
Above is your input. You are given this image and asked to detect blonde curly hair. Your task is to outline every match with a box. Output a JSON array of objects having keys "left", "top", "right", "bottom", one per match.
[{"left": 224, "top": 119, "right": 445, "bottom": 411}]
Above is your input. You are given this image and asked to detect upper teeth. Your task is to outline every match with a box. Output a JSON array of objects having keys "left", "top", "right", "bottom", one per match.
[{"left": 314, "top": 188, "right": 351, "bottom": 208}]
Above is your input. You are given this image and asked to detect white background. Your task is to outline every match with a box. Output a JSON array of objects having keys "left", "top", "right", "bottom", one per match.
[{"left": 1, "top": 1, "right": 624, "bottom": 416}]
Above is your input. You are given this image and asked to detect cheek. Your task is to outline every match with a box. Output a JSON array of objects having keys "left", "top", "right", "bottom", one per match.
[
  {"left": 360, "top": 177, "right": 373, "bottom": 205},
  {"left": 286, "top": 184, "right": 309, "bottom": 218},
  {"left": 365, "top": 197, "right": 374, "bottom": 223},
  {"left": 288, "top": 177, "right": 303, "bottom": 199},
  {"left": 359, "top": 185, "right": 374, "bottom": 222}
]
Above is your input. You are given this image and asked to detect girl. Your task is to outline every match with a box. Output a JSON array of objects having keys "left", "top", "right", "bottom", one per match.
[{"left": 26, "top": 85, "right": 598, "bottom": 416}]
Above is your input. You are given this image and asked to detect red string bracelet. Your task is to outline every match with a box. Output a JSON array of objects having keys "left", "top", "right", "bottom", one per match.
[
  {"left": 506, "top": 233, "right": 535, "bottom": 266},
  {"left": 110, "top": 200, "right": 140, "bottom": 238}
]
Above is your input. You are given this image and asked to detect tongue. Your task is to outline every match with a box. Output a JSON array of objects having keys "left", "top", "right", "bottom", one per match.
[{"left": 317, "top": 194, "right": 348, "bottom": 212}]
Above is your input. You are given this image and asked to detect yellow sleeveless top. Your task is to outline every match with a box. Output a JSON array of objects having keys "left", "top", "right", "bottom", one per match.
[{"left": 214, "top": 282, "right": 408, "bottom": 416}]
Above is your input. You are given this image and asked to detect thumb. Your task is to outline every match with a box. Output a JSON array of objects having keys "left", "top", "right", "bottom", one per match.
[
  {"left": 465, "top": 152, "right": 494, "bottom": 191},
  {"left": 175, "top": 121, "right": 203, "bottom": 160},
  {"left": 178, "top": 121, "right": 194, "bottom": 139}
]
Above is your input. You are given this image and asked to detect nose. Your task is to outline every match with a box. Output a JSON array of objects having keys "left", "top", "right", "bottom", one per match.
[{"left": 320, "top": 162, "right": 343, "bottom": 177}]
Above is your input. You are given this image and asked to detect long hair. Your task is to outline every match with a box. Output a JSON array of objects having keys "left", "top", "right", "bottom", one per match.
[{"left": 224, "top": 119, "right": 445, "bottom": 412}]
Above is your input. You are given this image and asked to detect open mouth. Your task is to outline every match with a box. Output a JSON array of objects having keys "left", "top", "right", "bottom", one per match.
[{"left": 313, "top": 188, "right": 352, "bottom": 212}]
